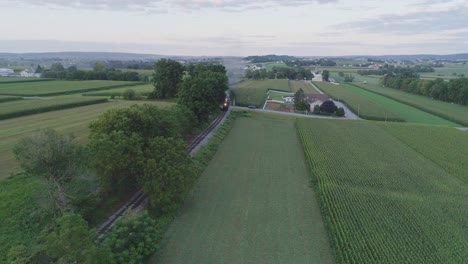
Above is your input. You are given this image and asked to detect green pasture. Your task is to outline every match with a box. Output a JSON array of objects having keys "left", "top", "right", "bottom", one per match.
[
  {"left": 267, "top": 90, "right": 293, "bottom": 101},
  {"left": 341, "top": 84, "right": 457, "bottom": 126},
  {"left": 0, "top": 80, "right": 142, "bottom": 96},
  {"left": 330, "top": 72, "right": 382, "bottom": 84},
  {"left": 353, "top": 83, "right": 468, "bottom": 126},
  {"left": 0, "top": 101, "right": 174, "bottom": 180},
  {"left": 312, "top": 81, "right": 403, "bottom": 121},
  {"left": 263, "top": 62, "right": 290, "bottom": 71},
  {"left": 83, "top": 84, "right": 154, "bottom": 97},
  {"left": 420, "top": 64, "right": 468, "bottom": 80},
  {"left": 297, "top": 118, "right": 468, "bottom": 263},
  {"left": 152, "top": 116, "right": 333, "bottom": 264},
  {"left": 233, "top": 79, "right": 290, "bottom": 107},
  {"left": 0, "top": 96, "right": 108, "bottom": 120}
]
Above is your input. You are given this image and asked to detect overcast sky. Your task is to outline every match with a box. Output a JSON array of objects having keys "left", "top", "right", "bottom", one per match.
[{"left": 0, "top": 0, "right": 467, "bottom": 56}]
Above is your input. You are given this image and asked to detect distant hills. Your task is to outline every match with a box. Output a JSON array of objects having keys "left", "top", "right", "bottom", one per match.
[{"left": 1, "top": 52, "right": 468, "bottom": 63}]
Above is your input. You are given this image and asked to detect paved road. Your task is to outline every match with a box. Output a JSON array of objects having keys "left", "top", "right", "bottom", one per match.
[{"left": 232, "top": 106, "right": 352, "bottom": 120}]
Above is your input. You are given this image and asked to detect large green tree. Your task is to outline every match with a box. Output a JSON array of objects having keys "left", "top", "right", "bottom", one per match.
[
  {"left": 45, "top": 213, "right": 100, "bottom": 263},
  {"left": 14, "top": 130, "right": 79, "bottom": 213},
  {"left": 89, "top": 104, "right": 196, "bottom": 193},
  {"left": 151, "top": 59, "right": 185, "bottom": 99},
  {"left": 322, "top": 70, "right": 330, "bottom": 82},
  {"left": 140, "top": 137, "right": 194, "bottom": 215},
  {"left": 178, "top": 65, "right": 228, "bottom": 122}
]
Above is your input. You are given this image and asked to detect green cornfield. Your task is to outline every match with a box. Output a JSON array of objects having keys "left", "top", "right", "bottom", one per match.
[{"left": 296, "top": 118, "right": 468, "bottom": 263}]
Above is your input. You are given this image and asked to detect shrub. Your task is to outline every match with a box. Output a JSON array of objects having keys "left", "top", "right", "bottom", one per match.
[
  {"left": 313, "top": 105, "right": 321, "bottom": 114},
  {"left": 122, "top": 89, "right": 136, "bottom": 100},
  {"left": 320, "top": 100, "right": 338, "bottom": 113},
  {"left": 103, "top": 212, "right": 167, "bottom": 264},
  {"left": 336, "top": 107, "right": 345, "bottom": 117}
]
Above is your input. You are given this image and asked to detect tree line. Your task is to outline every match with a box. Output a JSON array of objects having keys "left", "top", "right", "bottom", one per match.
[
  {"left": 381, "top": 72, "right": 468, "bottom": 105},
  {"left": 40, "top": 63, "right": 143, "bottom": 81},
  {"left": 357, "top": 64, "right": 436, "bottom": 76},
  {"left": 284, "top": 58, "right": 337, "bottom": 67},
  {"left": 245, "top": 66, "right": 314, "bottom": 80}
]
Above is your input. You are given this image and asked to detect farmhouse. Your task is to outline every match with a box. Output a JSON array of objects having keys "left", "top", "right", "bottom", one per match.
[
  {"left": 283, "top": 96, "right": 295, "bottom": 104},
  {"left": 20, "top": 68, "right": 41, "bottom": 78},
  {"left": 312, "top": 73, "right": 323, "bottom": 82},
  {"left": 306, "top": 94, "right": 329, "bottom": 111},
  {"left": 0, "top": 68, "right": 15, "bottom": 77}
]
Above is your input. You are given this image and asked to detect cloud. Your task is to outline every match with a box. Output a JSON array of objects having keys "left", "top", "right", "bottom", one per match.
[
  {"left": 0, "top": 0, "right": 337, "bottom": 12},
  {"left": 340, "top": 6, "right": 468, "bottom": 35}
]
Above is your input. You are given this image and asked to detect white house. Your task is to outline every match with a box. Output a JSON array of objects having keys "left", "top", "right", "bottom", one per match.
[
  {"left": 20, "top": 68, "right": 41, "bottom": 78},
  {"left": 0, "top": 68, "right": 15, "bottom": 77},
  {"left": 312, "top": 73, "right": 323, "bottom": 82}
]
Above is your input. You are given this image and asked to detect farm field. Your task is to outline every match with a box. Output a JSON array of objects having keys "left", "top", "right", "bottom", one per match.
[
  {"left": 0, "top": 95, "right": 22, "bottom": 103},
  {"left": 313, "top": 81, "right": 403, "bottom": 121},
  {"left": 152, "top": 116, "right": 333, "bottom": 264},
  {"left": 376, "top": 122, "right": 468, "bottom": 184},
  {"left": 233, "top": 79, "right": 290, "bottom": 107},
  {"left": 340, "top": 84, "right": 457, "bottom": 126},
  {"left": 289, "top": 80, "right": 321, "bottom": 94},
  {"left": 329, "top": 72, "right": 381, "bottom": 84},
  {"left": 83, "top": 83, "right": 154, "bottom": 96},
  {"left": 0, "top": 80, "right": 142, "bottom": 96},
  {"left": 0, "top": 77, "right": 53, "bottom": 84},
  {"left": 296, "top": 118, "right": 468, "bottom": 263},
  {"left": 0, "top": 96, "right": 107, "bottom": 120},
  {"left": 352, "top": 83, "right": 468, "bottom": 126},
  {"left": 0, "top": 100, "right": 174, "bottom": 180},
  {"left": 420, "top": 64, "right": 468, "bottom": 80}
]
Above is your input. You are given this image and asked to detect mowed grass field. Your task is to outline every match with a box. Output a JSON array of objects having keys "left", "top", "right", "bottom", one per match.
[
  {"left": 340, "top": 84, "right": 458, "bottom": 126},
  {"left": 152, "top": 116, "right": 333, "bottom": 264},
  {"left": 0, "top": 80, "right": 142, "bottom": 96},
  {"left": 352, "top": 83, "right": 468, "bottom": 126},
  {"left": 0, "top": 100, "right": 174, "bottom": 179},
  {"left": 83, "top": 83, "right": 154, "bottom": 96},
  {"left": 313, "top": 81, "right": 403, "bottom": 121},
  {"left": 297, "top": 118, "right": 468, "bottom": 263},
  {"left": 233, "top": 79, "right": 290, "bottom": 107}
]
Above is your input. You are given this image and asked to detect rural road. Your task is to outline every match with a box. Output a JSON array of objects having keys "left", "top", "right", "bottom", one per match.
[{"left": 231, "top": 106, "right": 353, "bottom": 120}]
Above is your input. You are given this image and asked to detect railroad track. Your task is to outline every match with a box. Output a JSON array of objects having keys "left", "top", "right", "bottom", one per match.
[{"left": 97, "top": 110, "right": 229, "bottom": 234}]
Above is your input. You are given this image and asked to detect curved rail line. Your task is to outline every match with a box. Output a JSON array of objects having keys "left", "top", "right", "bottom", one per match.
[{"left": 97, "top": 110, "right": 229, "bottom": 235}]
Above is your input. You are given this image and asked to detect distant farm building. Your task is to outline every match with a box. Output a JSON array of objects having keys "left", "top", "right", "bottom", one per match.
[
  {"left": 312, "top": 74, "right": 323, "bottom": 82},
  {"left": 0, "top": 68, "right": 15, "bottom": 77},
  {"left": 20, "top": 68, "right": 41, "bottom": 78}
]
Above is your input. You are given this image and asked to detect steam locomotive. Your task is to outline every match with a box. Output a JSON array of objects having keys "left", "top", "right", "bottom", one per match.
[{"left": 221, "top": 91, "right": 230, "bottom": 111}]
